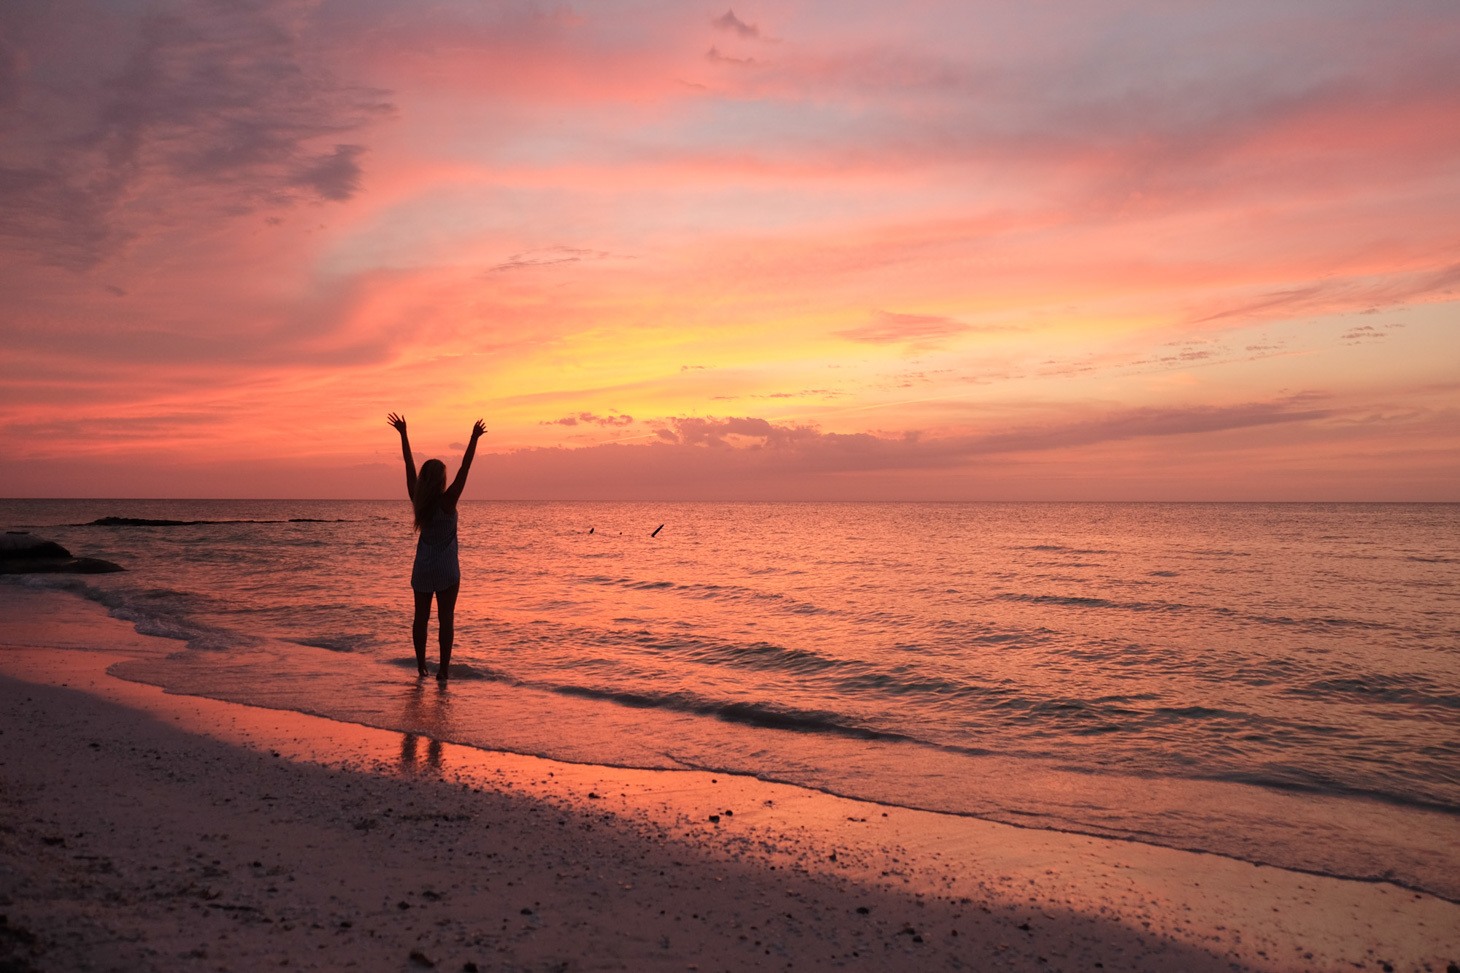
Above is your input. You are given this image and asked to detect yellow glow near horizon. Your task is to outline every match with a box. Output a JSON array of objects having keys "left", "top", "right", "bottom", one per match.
[{"left": 0, "top": 1, "right": 1456, "bottom": 499}]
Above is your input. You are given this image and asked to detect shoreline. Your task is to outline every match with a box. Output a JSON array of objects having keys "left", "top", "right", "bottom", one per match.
[{"left": 2, "top": 587, "right": 1457, "bottom": 971}]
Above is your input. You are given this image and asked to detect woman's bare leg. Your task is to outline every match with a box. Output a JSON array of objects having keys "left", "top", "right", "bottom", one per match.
[
  {"left": 435, "top": 583, "right": 460, "bottom": 681},
  {"left": 412, "top": 589, "right": 433, "bottom": 677}
]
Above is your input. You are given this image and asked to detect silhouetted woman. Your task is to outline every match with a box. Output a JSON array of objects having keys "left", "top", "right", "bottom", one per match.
[{"left": 387, "top": 413, "right": 486, "bottom": 682}]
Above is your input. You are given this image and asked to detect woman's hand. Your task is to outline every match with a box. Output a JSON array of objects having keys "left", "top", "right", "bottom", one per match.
[
  {"left": 389, "top": 414, "right": 416, "bottom": 497},
  {"left": 446, "top": 420, "right": 488, "bottom": 501}
]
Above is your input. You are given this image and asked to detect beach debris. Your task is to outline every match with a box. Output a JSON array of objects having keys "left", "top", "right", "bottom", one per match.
[
  {"left": 651, "top": 523, "right": 664, "bottom": 537},
  {"left": 0, "top": 532, "right": 123, "bottom": 574},
  {"left": 78, "top": 516, "right": 346, "bottom": 526}
]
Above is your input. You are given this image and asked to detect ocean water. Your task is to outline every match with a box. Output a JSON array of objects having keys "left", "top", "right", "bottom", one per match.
[{"left": 4, "top": 499, "right": 1457, "bottom": 900}]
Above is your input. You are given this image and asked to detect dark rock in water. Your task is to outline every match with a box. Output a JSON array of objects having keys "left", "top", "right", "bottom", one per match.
[
  {"left": 1, "top": 533, "right": 72, "bottom": 559},
  {"left": 1, "top": 555, "right": 125, "bottom": 574},
  {"left": 86, "top": 516, "right": 199, "bottom": 526},
  {"left": 81, "top": 515, "right": 348, "bottom": 526},
  {"left": 0, "top": 532, "right": 124, "bottom": 574}
]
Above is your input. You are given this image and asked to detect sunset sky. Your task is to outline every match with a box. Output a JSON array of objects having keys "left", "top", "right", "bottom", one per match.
[{"left": 2, "top": 0, "right": 1457, "bottom": 500}]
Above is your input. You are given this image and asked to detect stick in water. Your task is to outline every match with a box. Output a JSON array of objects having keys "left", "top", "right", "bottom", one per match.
[{"left": 651, "top": 524, "right": 664, "bottom": 537}]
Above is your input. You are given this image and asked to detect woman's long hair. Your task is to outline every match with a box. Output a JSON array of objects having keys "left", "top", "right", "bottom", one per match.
[{"left": 413, "top": 459, "right": 447, "bottom": 531}]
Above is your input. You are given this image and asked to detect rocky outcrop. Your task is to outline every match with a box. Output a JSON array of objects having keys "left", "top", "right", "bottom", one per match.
[{"left": 0, "top": 532, "right": 124, "bottom": 574}]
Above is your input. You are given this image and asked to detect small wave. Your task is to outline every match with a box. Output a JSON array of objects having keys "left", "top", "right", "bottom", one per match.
[
  {"left": 534, "top": 599, "right": 582, "bottom": 611},
  {"left": 290, "top": 635, "right": 377, "bottom": 653},
  {"left": 576, "top": 573, "right": 832, "bottom": 616},
  {"left": 549, "top": 683, "right": 909, "bottom": 743},
  {"left": 1001, "top": 592, "right": 1397, "bottom": 633},
  {"left": 442, "top": 662, "right": 510, "bottom": 681},
  {"left": 1017, "top": 544, "right": 1113, "bottom": 553},
  {"left": 1285, "top": 675, "right": 1460, "bottom": 710},
  {"left": 1001, "top": 592, "right": 1097, "bottom": 608},
  {"left": 603, "top": 628, "right": 1036, "bottom": 708},
  {"left": 679, "top": 638, "right": 842, "bottom": 676},
  {"left": 1243, "top": 611, "right": 1394, "bottom": 632},
  {"left": 1154, "top": 704, "right": 1248, "bottom": 721},
  {"left": 15, "top": 575, "right": 261, "bottom": 653},
  {"left": 1202, "top": 766, "right": 1460, "bottom": 818}
]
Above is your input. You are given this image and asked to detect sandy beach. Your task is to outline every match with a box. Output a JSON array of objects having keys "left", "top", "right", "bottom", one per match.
[{"left": 1, "top": 587, "right": 1454, "bottom": 972}]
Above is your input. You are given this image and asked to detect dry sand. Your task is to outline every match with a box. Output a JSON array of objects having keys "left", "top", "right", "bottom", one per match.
[{"left": 1, "top": 587, "right": 1455, "bottom": 972}]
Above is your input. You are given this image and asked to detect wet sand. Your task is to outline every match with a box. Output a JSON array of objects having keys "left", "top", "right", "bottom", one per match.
[{"left": 1, "top": 587, "right": 1455, "bottom": 972}]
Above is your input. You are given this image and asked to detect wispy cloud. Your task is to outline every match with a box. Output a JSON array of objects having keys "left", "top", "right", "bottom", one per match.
[
  {"left": 712, "top": 11, "right": 763, "bottom": 40},
  {"left": 0, "top": 0, "right": 391, "bottom": 270},
  {"left": 542, "top": 412, "right": 635, "bottom": 427},
  {"left": 706, "top": 46, "right": 757, "bottom": 67},
  {"left": 487, "top": 246, "right": 617, "bottom": 273},
  {"left": 1340, "top": 322, "right": 1406, "bottom": 344},
  {"left": 963, "top": 396, "right": 1336, "bottom": 455},
  {"left": 836, "top": 311, "right": 978, "bottom": 345}
]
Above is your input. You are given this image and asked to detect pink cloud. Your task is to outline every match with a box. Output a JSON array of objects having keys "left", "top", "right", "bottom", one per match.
[
  {"left": 615, "top": 397, "right": 1338, "bottom": 469},
  {"left": 1190, "top": 264, "right": 1460, "bottom": 328},
  {"left": 463, "top": 393, "right": 1455, "bottom": 501}
]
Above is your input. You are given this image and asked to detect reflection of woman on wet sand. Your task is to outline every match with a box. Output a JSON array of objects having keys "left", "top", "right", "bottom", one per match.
[
  {"left": 387, "top": 413, "right": 486, "bottom": 683},
  {"left": 399, "top": 687, "right": 448, "bottom": 770}
]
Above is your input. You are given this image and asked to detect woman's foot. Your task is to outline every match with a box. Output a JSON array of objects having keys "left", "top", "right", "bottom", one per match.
[
  {"left": 417, "top": 667, "right": 429, "bottom": 679},
  {"left": 436, "top": 665, "right": 449, "bottom": 683}
]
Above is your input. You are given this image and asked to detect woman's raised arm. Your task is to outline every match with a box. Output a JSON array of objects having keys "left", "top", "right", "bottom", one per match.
[
  {"left": 387, "top": 413, "right": 417, "bottom": 499},
  {"left": 446, "top": 419, "right": 487, "bottom": 502}
]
